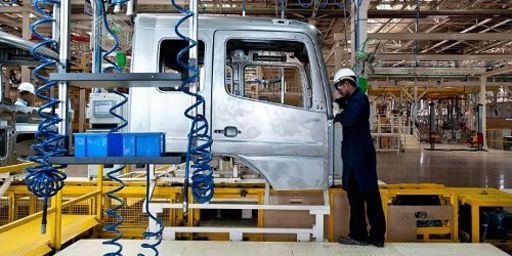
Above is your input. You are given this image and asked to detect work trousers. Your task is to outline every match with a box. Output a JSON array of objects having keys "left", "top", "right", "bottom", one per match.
[{"left": 346, "top": 177, "right": 386, "bottom": 242}]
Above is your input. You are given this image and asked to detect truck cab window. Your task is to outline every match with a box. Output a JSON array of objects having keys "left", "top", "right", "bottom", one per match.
[
  {"left": 244, "top": 65, "right": 303, "bottom": 107},
  {"left": 158, "top": 39, "right": 205, "bottom": 91},
  {"left": 225, "top": 39, "right": 312, "bottom": 109}
]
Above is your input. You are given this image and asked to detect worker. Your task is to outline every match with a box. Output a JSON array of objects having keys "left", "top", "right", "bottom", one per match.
[
  {"left": 14, "top": 82, "right": 35, "bottom": 107},
  {"left": 333, "top": 68, "right": 386, "bottom": 248}
]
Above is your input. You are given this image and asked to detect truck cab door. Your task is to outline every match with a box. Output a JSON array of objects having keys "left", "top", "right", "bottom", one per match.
[{"left": 211, "top": 30, "right": 330, "bottom": 190}]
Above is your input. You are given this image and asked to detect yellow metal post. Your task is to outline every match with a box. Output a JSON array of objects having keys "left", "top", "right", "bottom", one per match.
[
  {"left": 258, "top": 190, "right": 264, "bottom": 241},
  {"left": 96, "top": 165, "right": 104, "bottom": 221},
  {"left": 124, "top": 165, "right": 131, "bottom": 175},
  {"left": 327, "top": 189, "right": 336, "bottom": 242},
  {"left": 471, "top": 204, "right": 480, "bottom": 243},
  {"left": 187, "top": 188, "right": 194, "bottom": 240},
  {"left": 452, "top": 195, "right": 459, "bottom": 242},
  {"left": 29, "top": 196, "right": 37, "bottom": 215},
  {"left": 8, "top": 192, "right": 14, "bottom": 222},
  {"left": 50, "top": 190, "right": 63, "bottom": 250}
]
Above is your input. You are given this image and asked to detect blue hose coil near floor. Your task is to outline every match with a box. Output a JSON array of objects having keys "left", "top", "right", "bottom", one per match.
[
  {"left": 26, "top": 0, "right": 67, "bottom": 235},
  {"left": 170, "top": 0, "right": 215, "bottom": 207}
]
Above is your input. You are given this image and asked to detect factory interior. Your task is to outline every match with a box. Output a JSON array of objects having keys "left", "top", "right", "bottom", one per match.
[{"left": 0, "top": 0, "right": 512, "bottom": 255}]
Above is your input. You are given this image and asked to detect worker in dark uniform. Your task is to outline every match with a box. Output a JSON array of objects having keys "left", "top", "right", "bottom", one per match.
[{"left": 333, "top": 68, "right": 386, "bottom": 248}]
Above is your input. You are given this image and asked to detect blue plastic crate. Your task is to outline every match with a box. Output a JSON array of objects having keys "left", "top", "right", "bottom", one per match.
[
  {"left": 74, "top": 132, "right": 124, "bottom": 157},
  {"left": 74, "top": 133, "right": 108, "bottom": 157},
  {"left": 122, "top": 132, "right": 165, "bottom": 157},
  {"left": 107, "top": 133, "right": 123, "bottom": 156}
]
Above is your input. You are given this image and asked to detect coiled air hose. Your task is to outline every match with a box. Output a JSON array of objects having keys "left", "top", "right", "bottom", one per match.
[
  {"left": 170, "top": 0, "right": 214, "bottom": 216},
  {"left": 26, "top": 0, "right": 67, "bottom": 235}
]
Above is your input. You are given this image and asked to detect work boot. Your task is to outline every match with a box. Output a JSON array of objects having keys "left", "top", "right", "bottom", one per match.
[
  {"left": 369, "top": 238, "right": 385, "bottom": 248},
  {"left": 337, "top": 236, "right": 369, "bottom": 246}
]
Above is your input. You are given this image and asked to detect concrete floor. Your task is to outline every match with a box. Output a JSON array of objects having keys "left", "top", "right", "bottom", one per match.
[
  {"left": 56, "top": 240, "right": 509, "bottom": 256},
  {"left": 66, "top": 145, "right": 512, "bottom": 189},
  {"left": 377, "top": 145, "right": 512, "bottom": 188}
]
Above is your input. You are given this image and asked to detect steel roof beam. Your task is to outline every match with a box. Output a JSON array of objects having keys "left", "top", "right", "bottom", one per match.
[
  {"left": 367, "top": 10, "right": 512, "bottom": 19},
  {"left": 373, "top": 67, "right": 486, "bottom": 75},
  {"left": 368, "top": 33, "right": 512, "bottom": 41},
  {"left": 367, "top": 80, "right": 512, "bottom": 87},
  {"left": 376, "top": 54, "right": 512, "bottom": 61}
]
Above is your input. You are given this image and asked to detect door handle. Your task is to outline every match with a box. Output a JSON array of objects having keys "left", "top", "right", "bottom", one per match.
[{"left": 214, "top": 126, "right": 241, "bottom": 137}]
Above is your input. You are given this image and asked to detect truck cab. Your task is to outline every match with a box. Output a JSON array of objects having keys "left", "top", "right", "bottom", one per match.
[{"left": 129, "top": 15, "right": 340, "bottom": 190}]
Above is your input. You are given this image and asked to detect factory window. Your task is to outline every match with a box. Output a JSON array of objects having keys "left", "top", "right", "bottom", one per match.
[
  {"left": 158, "top": 39, "right": 206, "bottom": 91},
  {"left": 225, "top": 39, "right": 311, "bottom": 109}
]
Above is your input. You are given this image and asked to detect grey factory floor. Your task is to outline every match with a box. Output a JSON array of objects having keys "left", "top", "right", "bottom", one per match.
[
  {"left": 56, "top": 240, "right": 508, "bottom": 256},
  {"left": 377, "top": 144, "right": 512, "bottom": 189},
  {"left": 65, "top": 144, "right": 512, "bottom": 189}
]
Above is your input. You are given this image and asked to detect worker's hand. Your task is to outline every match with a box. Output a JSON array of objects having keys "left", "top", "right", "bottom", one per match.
[{"left": 334, "top": 97, "right": 347, "bottom": 109}]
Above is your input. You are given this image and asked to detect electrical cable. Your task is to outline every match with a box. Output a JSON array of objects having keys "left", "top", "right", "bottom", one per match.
[
  {"left": 170, "top": 0, "right": 214, "bottom": 213},
  {"left": 26, "top": 0, "right": 67, "bottom": 235}
]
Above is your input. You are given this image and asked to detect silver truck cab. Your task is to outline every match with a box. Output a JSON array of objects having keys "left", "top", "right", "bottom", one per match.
[{"left": 129, "top": 15, "right": 338, "bottom": 190}]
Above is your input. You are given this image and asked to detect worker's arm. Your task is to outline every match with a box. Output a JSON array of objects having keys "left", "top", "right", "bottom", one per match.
[
  {"left": 336, "top": 96, "right": 366, "bottom": 127},
  {"left": 333, "top": 97, "right": 346, "bottom": 123},
  {"left": 334, "top": 97, "right": 347, "bottom": 109}
]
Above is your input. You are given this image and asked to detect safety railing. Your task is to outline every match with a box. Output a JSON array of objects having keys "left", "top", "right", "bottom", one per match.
[{"left": 0, "top": 189, "right": 101, "bottom": 250}]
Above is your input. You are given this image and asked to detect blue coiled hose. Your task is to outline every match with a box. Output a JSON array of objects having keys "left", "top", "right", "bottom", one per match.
[
  {"left": 96, "top": 1, "right": 128, "bottom": 255},
  {"left": 138, "top": 170, "right": 164, "bottom": 256},
  {"left": 171, "top": 0, "right": 214, "bottom": 208},
  {"left": 26, "top": 0, "right": 67, "bottom": 234}
]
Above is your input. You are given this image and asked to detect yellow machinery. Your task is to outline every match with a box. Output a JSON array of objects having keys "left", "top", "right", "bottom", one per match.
[{"left": 1, "top": 164, "right": 512, "bottom": 255}]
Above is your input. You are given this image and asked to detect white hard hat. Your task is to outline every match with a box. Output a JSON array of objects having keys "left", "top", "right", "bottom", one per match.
[
  {"left": 18, "top": 82, "right": 35, "bottom": 94},
  {"left": 333, "top": 68, "right": 357, "bottom": 85}
]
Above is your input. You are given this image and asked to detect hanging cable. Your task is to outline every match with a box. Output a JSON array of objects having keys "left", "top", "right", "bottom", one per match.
[
  {"left": 96, "top": 1, "right": 128, "bottom": 255},
  {"left": 171, "top": 0, "right": 214, "bottom": 215},
  {"left": 138, "top": 168, "right": 164, "bottom": 256},
  {"left": 26, "top": 0, "right": 67, "bottom": 235}
]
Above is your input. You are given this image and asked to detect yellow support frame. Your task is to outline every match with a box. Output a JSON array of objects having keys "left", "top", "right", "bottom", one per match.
[
  {"left": 385, "top": 186, "right": 458, "bottom": 242},
  {"left": 3, "top": 173, "right": 512, "bottom": 251},
  {"left": 450, "top": 188, "right": 512, "bottom": 243},
  {"left": 0, "top": 162, "right": 35, "bottom": 174}
]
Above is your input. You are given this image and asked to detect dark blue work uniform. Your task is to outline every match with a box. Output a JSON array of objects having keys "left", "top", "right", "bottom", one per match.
[{"left": 334, "top": 87, "right": 386, "bottom": 243}]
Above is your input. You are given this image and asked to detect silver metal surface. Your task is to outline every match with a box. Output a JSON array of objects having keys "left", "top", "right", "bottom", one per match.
[
  {"left": 0, "top": 31, "right": 59, "bottom": 60},
  {"left": 129, "top": 15, "right": 333, "bottom": 190},
  {"left": 49, "top": 73, "right": 182, "bottom": 88},
  {"left": 58, "top": 0, "right": 70, "bottom": 141},
  {"left": 48, "top": 156, "right": 181, "bottom": 165}
]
